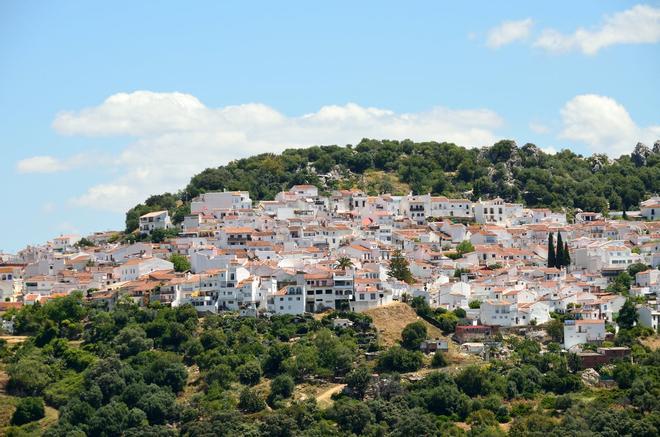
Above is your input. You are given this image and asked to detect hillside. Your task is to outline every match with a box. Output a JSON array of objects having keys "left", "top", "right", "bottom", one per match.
[
  {"left": 364, "top": 302, "right": 444, "bottom": 347},
  {"left": 124, "top": 139, "right": 660, "bottom": 232}
]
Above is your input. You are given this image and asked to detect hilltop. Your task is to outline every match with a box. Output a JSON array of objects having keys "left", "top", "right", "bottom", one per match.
[{"left": 124, "top": 139, "right": 660, "bottom": 233}]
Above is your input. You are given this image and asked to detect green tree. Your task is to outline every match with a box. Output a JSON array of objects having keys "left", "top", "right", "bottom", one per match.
[
  {"left": 75, "top": 237, "right": 95, "bottom": 248},
  {"left": 376, "top": 346, "right": 423, "bottom": 372},
  {"left": 8, "top": 355, "right": 53, "bottom": 396},
  {"left": 607, "top": 272, "right": 632, "bottom": 294},
  {"left": 239, "top": 387, "right": 266, "bottom": 413},
  {"left": 431, "top": 352, "right": 448, "bottom": 368},
  {"left": 456, "top": 240, "right": 475, "bottom": 255},
  {"left": 135, "top": 388, "right": 177, "bottom": 424},
  {"left": 330, "top": 399, "right": 374, "bottom": 435},
  {"left": 169, "top": 254, "right": 191, "bottom": 272},
  {"left": 617, "top": 299, "right": 638, "bottom": 329},
  {"left": 345, "top": 366, "right": 371, "bottom": 399},
  {"left": 387, "top": 250, "right": 414, "bottom": 284},
  {"left": 545, "top": 319, "right": 564, "bottom": 343},
  {"left": 547, "top": 232, "right": 556, "bottom": 268},
  {"left": 627, "top": 262, "right": 649, "bottom": 277},
  {"left": 11, "top": 396, "right": 45, "bottom": 425},
  {"left": 401, "top": 321, "right": 427, "bottom": 350},
  {"left": 563, "top": 242, "right": 571, "bottom": 266},
  {"left": 237, "top": 360, "right": 262, "bottom": 386},
  {"left": 556, "top": 232, "right": 564, "bottom": 267},
  {"left": 270, "top": 374, "right": 295, "bottom": 400},
  {"left": 334, "top": 257, "right": 354, "bottom": 270},
  {"left": 115, "top": 326, "right": 153, "bottom": 358}
]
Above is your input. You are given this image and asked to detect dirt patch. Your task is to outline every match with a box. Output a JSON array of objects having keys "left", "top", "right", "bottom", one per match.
[
  {"left": 315, "top": 384, "right": 345, "bottom": 408},
  {"left": 0, "top": 336, "right": 29, "bottom": 345},
  {"left": 363, "top": 302, "right": 445, "bottom": 347},
  {"left": 294, "top": 382, "right": 345, "bottom": 408},
  {"left": 0, "top": 369, "right": 8, "bottom": 395},
  {"left": 640, "top": 335, "right": 660, "bottom": 350}
]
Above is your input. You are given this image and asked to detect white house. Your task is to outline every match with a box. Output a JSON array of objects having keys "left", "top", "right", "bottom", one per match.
[
  {"left": 270, "top": 285, "right": 306, "bottom": 315},
  {"left": 191, "top": 191, "right": 252, "bottom": 214},
  {"left": 563, "top": 319, "right": 606, "bottom": 351},
  {"left": 474, "top": 198, "right": 524, "bottom": 225},
  {"left": 139, "top": 211, "right": 172, "bottom": 235},
  {"left": 480, "top": 299, "right": 549, "bottom": 326},
  {"left": 52, "top": 234, "right": 81, "bottom": 251},
  {"left": 640, "top": 197, "right": 660, "bottom": 220},
  {"left": 114, "top": 257, "right": 174, "bottom": 281},
  {"left": 636, "top": 269, "right": 660, "bottom": 288},
  {"left": 638, "top": 301, "right": 660, "bottom": 331}
]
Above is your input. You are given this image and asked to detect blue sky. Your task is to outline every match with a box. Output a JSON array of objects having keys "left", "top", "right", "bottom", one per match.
[{"left": 1, "top": 1, "right": 659, "bottom": 252}]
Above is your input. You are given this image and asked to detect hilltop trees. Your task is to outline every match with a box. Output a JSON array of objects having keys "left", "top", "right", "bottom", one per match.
[{"left": 125, "top": 139, "right": 660, "bottom": 234}]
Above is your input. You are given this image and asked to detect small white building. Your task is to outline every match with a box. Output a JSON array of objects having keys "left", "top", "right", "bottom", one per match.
[
  {"left": 114, "top": 257, "right": 174, "bottom": 281},
  {"left": 139, "top": 211, "right": 172, "bottom": 235},
  {"left": 52, "top": 234, "right": 81, "bottom": 251},
  {"left": 270, "top": 285, "right": 306, "bottom": 315},
  {"left": 640, "top": 197, "right": 660, "bottom": 221},
  {"left": 563, "top": 319, "right": 606, "bottom": 351},
  {"left": 191, "top": 191, "right": 252, "bottom": 214},
  {"left": 638, "top": 301, "right": 660, "bottom": 331},
  {"left": 474, "top": 198, "right": 524, "bottom": 225}
]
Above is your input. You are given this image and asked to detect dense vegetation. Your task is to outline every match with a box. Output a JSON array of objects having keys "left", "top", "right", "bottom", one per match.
[
  {"left": 1, "top": 294, "right": 658, "bottom": 436},
  {"left": 124, "top": 139, "right": 660, "bottom": 232}
]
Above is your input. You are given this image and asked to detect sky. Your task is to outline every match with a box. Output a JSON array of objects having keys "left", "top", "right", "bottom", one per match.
[{"left": 1, "top": 0, "right": 659, "bottom": 252}]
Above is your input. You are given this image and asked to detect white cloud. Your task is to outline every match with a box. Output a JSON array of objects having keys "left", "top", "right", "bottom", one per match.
[
  {"left": 16, "top": 153, "right": 90, "bottom": 174},
  {"left": 529, "top": 121, "right": 550, "bottom": 135},
  {"left": 486, "top": 18, "right": 534, "bottom": 48},
  {"left": 541, "top": 147, "right": 558, "bottom": 155},
  {"left": 47, "top": 91, "right": 504, "bottom": 212},
  {"left": 17, "top": 156, "right": 67, "bottom": 173},
  {"left": 534, "top": 4, "right": 660, "bottom": 54},
  {"left": 559, "top": 94, "right": 660, "bottom": 155}
]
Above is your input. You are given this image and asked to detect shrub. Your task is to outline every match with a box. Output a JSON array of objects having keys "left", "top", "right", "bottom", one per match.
[
  {"left": 237, "top": 361, "right": 262, "bottom": 386},
  {"left": 239, "top": 388, "right": 265, "bottom": 413},
  {"left": 431, "top": 352, "right": 448, "bottom": 368},
  {"left": 376, "top": 346, "right": 423, "bottom": 373},
  {"left": 269, "top": 374, "right": 295, "bottom": 400},
  {"left": 346, "top": 366, "right": 371, "bottom": 399},
  {"left": 401, "top": 321, "right": 427, "bottom": 350},
  {"left": 11, "top": 397, "right": 45, "bottom": 425}
]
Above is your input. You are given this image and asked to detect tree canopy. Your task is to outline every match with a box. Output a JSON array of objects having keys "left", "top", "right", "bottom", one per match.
[{"left": 124, "top": 139, "right": 660, "bottom": 232}]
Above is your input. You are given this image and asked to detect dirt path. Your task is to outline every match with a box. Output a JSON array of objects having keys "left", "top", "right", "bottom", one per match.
[
  {"left": 315, "top": 384, "right": 345, "bottom": 407},
  {"left": 0, "top": 336, "right": 29, "bottom": 345}
]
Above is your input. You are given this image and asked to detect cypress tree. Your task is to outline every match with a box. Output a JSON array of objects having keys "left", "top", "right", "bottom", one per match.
[
  {"left": 563, "top": 242, "right": 571, "bottom": 267},
  {"left": 547, "top": 232, "right": 556, "bottom": 268},
  {"left": 556, "top": 232, "right": 564, "bottom": 268}
]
